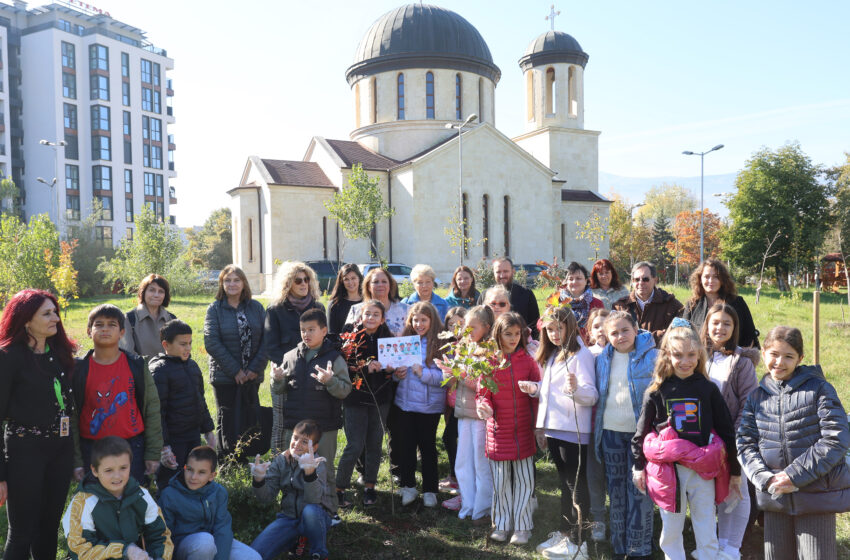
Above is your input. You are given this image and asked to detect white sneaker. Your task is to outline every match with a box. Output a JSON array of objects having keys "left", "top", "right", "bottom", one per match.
[
  {"left": 510, "top": 530, "right": 531, "bottom": 545},
  {"left": 489, "top": 529, "right": 509, "bottom": 542},
  {"left": 423, "top": 492, "right": 437, "bottom": 507},
  {"left": 718, "top": 549, "right": 741, "bottom": 560},
  {"left": 543, "top": 538, "right": 588, "bottom": 560},
  {"left": 590, "top": 521, "right": 606, "bottom": 542},
  {"left": 536, "top": 531, "right": 566, "bottom": 553},
  {"left": 400, "top": 486, "right": 418, "bottom": 506}
]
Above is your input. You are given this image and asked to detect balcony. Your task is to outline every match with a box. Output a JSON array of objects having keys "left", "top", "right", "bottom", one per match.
[
  {"left": 166, "top": 106, "right": 173, "bottom": 117},
  {"left": 168, "top": 161, "right": 174, "bottom": 171},
  {"left": 169, "top": 186, "right": 176, "bottom": 204},
  {"left": 168, "top": 215, "right": 176, "bottom": 225}
]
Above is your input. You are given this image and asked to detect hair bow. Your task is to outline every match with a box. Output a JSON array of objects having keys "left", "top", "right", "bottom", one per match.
[{"left": 669, "top": 317, "right": 693, "bottom": 330}]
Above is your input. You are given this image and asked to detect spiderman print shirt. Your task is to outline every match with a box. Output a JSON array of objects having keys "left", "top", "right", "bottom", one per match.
[
  {"left": 79, "top": 352, "right": 144, "bottom": 439},
  {"left": 631, "top": 372, "right": 739, "bottom": 474}
]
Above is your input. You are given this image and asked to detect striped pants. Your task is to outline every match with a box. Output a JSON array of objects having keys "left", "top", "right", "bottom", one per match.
[
  {"left": 489, "top": 456, "right": 535, "bottom": 532},
  {"left": 764, "top": 511, "right": 837, "bottom": 560}
]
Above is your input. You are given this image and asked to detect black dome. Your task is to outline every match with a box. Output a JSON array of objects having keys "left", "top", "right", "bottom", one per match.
[
  {"left": 346, "top": 4, "right": 501, "bottom": 85},
  {"left": 518, "top": 30, "right": 589, "bottom": 71}
]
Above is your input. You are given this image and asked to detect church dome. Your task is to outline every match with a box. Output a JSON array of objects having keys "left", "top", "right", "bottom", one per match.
[
  {"left": 345, "top": 3, "right": 501, "bottom": 85},
  {"left": 518, "top": 30, "right": 589, "bottom": 71}
]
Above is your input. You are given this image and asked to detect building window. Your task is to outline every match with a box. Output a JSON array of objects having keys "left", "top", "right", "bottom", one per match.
[
  {"left": 94, "top": 226, "right": 112, "bottom": 247},
  {"left": 89, "top": 44, "right": 108, "bottom": 71},
  {"left": 143, "top": 172, "right": 155, "bottom": 196},
  {"left": 66, "top": 195, "right": 80, "bottom": 221},
  {"left": 143, "top": 144, "right": 150, "bottom": 167},
  {"left": 248, "top": 218, "right": 253, "bottom": 262},
  {"left": 124, "top": 140, "right": 132, "bottom": 164},
  {"left": 482, "top": 194, "right": 489, "bottom": 257},
  {"left": 151, "top": 146, "right": 162, "bottom": 169},
  {"left": 478, "top": 77, "right": 484, "bottom": 121},
  {"left": 90, "top": 74, "right": 109, "bottom": 101},
  {"left": 124, "top": 169, "right": 133, "bottom": 193},
  {"left": 397, "top": 73, "right": 404, "bottom": 120},
  {"left": 90, "top": 105, "right": 110, "bottom": 131},
  {"left": 93, "top": 165, "right": 112, "bottom": 190},
  {"left": 545, "top": 67, "right": 555, "bottom": 114},
  {"left": 121, "top": 52, "right": 129, "bottom": 77},
  {"left": 64, "top": 134, "right": 79, "bottom": 160},
  {"left": 122, "top": 81, "right": 130, "bottom": 106},
  {"left": 141, "top": 59, "right": 152, "bottom": 83},
  {"left": 141, "top": 87, "right": 152, "bottom": 111},
  {"left": 97, "top": 195, "right": 113, "bottom": 220},
  {"left": 126, "top": 227, "right": 133, "bottom": 240},
  {"left": 62, "top": 72, "right": 76, "bottom": 99},
  {"left": 155, "top": 174, "right": 163, "bottom": 197},
  {"left": 142, "top": 115, "right": 149, "bottom": 139},
  {"left": 503, "top": 196, "right": 511, "bottom": 256},
  {"left": 370, "top": 77, "right": 377, "bottom": 124},
  {"left": 568, "top": 66, "right": 577, "bottom": 116},
  {"left": 425, "top": 71, "right": 435, "bottom": 119},
  {"left": 144, "top": 200, "right": 155, "bottom": 214},
  {"left": 461, "top": 192, "right": 469, "bottom": 259},
  {"left": 526, "top": 71, "right": 534, "bottom": 121},
  {"left": 153, "top": 90, "right": 161, "bottom": 113},
  {"left": 150, "top": 118, "right": 162, "bottom": 142},
  {"left": 156, "top": 201, "right": 164, "bottom": 222},
  {"left": 322, "top": 216, "right": 328, "bottom": 259},
  {"left": 65, "top": 164, "right": 79, "bottom": 190},
  {"left": 354, "top": 83, "right": 361, "bottom": 129},
  {"left": 455, "top": 74, "right": 462, "bottom": 120},
  {"left": 153, "top": 62, "right": 160, "bottom": 86},
  {"left": 561, "top": 223, "right": 566, "bottom": 260},
  {"left": 61, "top": 41, "right": 75, "bottom": 69},
  {"left": 91, "top": 135, "right": 111, "bottom": 161},
  {"left": 123, "top": 111, "right": 132, "bottom": 136},
  {"left": 126, "top": 198, "right": 134, "bottom": 222},
  {"left": 63, "top": 103, "right": 77, "bottom": 129}
]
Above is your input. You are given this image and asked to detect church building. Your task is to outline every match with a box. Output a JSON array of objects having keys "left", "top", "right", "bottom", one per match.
[{"left": 229, "top": 3, "right": 609, "bottom": 291}]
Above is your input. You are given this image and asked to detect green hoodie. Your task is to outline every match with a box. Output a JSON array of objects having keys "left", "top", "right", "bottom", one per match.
[{"left": 62, "top": 474, "right": 173, "bottom": 560}]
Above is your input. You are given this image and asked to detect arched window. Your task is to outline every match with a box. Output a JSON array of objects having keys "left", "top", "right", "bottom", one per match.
[
  {"left": 478, "top": 77, "right": 484, "bottom": 123},
  {"left": 370, "top": 77, "right": 377, "bottom": 124},
  {"left": 322, "top": 216, "right": 328, "bottom": 259},
  {"left": 503, "top": 195, "right": 511, "bottom": 256},
  {"left": 397, "top": 73, "right": 405, "bottom": 120},
  {"left": 482, "top": 194, "right": 489, "bottom": 257},
  {"left": 462, "top": 192, "right": 469, "bottom": 259},
  {"left": 526, "top": 71, "right": 534, "bottom": 121},
  {"left": 568, "top": 66, "right": 577, "bottom": 117},
  {"left": 561, "top": 223, "right": 566, "bottom": 260},
  {"left": 426, "top": 71, "right": 435, "bottom": 119},
  {"left": 455, "top": 74, "right": 462, "bottom": 120},
  {"left": 354, "top": 82, "right": 361, "bottom": 128},
  {"left": 545, "top": 67, "right": 556, "bottom": 115}
]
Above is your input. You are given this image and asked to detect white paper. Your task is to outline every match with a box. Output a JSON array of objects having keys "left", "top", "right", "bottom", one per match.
[{"left": 378, "top": 335, "right": 422, "bottom": 368}]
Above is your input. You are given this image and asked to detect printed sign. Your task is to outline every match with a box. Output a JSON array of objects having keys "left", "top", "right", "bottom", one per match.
[{"left": 378, "top": 335, "right": 421, "bottom": 369}]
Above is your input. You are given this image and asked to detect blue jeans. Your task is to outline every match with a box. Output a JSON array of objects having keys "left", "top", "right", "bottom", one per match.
[
  {"left": 601, "top": 429, "right": 654, "bottom": 557},
  {"left": 250, "top": 504, "right": 330, "bottom": 560},
  {"left": 174, "top": 532, "right": 260, "bottom": 560}
]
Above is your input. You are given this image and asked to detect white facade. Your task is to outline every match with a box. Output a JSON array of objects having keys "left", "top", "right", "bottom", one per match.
[{"left": 0, "top": 0, "right": 176, "bottom": 244}]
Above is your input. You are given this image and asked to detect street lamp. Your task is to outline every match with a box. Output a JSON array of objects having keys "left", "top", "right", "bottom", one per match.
[
  {"left": 445, "top": 113, "right": 477, "bottom": 265},
  {"left": 627, "top": 202, "right": 644, "bottom": 269},
  {"left": 682, "top": 143, "right": 724, "bottom": 263},
  {"left": 39, "top": 139, "right": 67, "bottom": 228}
]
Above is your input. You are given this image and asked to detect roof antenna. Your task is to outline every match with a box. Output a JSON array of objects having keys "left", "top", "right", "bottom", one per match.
[{"left": 545, "top": 4, "right": 560, "bottom": 31}]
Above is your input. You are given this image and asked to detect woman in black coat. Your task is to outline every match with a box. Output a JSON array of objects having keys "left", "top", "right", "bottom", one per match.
[{"left": 326, "top": 264, "right": 363, "bottom": 335}]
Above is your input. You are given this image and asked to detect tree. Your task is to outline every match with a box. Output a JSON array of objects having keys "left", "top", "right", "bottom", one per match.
[
  {"left": 185, "top": 208, "right": 233, "bottom": 270},
  {"left": 45, "top": 239, "right": 79, "bottom": 315},
  {"left": 323, "top": 164, "right": 394, "bottom": 260},
  {"left": 724, "top": 143, "right": 831, "bottom": 290},
  {"left": 607, "top": 195, "right": 652, "bottom": 276},
  {"left": 652, "top": 214, "right": 675, "bottom": 280},
  {"left": 66, "top": 200, "right": 114, "bottom": 296},
  {"left": 667, "top": 209, "right": 723, "bottom": 271},
  {"left": 97, "top": 207, "right": 202, "bottom": 295},
  {"left": 0, "top": 174, "right": 18, "bottom": 215},
  {"left": 827, "top": 152, "right": 850, "bottom": 304},
  {"left": 0, "top": 213, "right": 60, "bottom": 304},
  {"left": 574, "top": 209, "right": 608, "bottom": 262},
  {"left": 636, "top": 183, "right": 697, "bottom": 223}
]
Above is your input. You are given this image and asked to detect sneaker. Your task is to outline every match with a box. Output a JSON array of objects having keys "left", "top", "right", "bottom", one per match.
[
  {"left": 400, "top": 486, "right": 418, "bottom": 506},
  {"left": 510, "top": 530, "right": 531, "bottom": 545},
  {"left": 542, "top": 537, "right": 584, "bottom": 559},
  {"left": 336, "top": 490, "right": 352, "bottom": 509},
  {"left": 292, "top": 535, "right": 308, "bottom": 557},
  {"left": 536, "top": 531, "right": 566, "bottom": 554},
  {"left": 441, "top": 495, "right": 462, "bottom": 511},
  {"left": 489, "top": 529, "right": 509, "bottom": 542},
  {"left": 590, "top": 521, "right": 606, "bottom": 542},
  {"left": 719, "top": 549, "right": 741, "bottom": 560},
  {"left": 363, "top": 487, "right": 378, "bottom": 506},
  {"left": 423, "top": 492, "right": 438, "bottom": 507},
  {"left": 355, "top": 475, "right": 366, "bottom": 487},
  {"left": 330, "top": 514, "right": 342, "bottom": 527},
  {"left": 439, "top": 476, "right": 459, "bottom": 491}
]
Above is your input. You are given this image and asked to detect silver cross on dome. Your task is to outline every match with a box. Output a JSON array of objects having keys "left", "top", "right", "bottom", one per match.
[{"left": 545, "top": 4, "right": 561, "bottom": 31}]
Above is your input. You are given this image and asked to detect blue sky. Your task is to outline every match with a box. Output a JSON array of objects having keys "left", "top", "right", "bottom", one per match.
[{"left": 79, "top": 0, "right": 850, "bottom": 225}]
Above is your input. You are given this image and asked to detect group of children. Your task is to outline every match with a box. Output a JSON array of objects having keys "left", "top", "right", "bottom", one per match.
[{"left": 58, "top": 297, "right": 850, "bottom": 560}]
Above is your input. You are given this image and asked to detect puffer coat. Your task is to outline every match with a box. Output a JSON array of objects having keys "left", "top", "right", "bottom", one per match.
[
  {"left": 204, "top": 298, "right": 268, "bottom": 385},
  {"left": 477, "top": 349, "right": 540, "bottom": 461},
  {"left": 737, "top": 365, "right": 850, "bottom": 515}
]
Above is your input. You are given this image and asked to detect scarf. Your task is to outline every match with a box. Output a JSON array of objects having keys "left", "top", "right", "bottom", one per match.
[
  {"left": 287, "top": 294, "right": 314, "bottom": 314},
  {"left": 567, "top": 287, "right": 594, "bottom": 328},
  {"left": 235, "top": 306, "right": 252, "bottom": 370}
]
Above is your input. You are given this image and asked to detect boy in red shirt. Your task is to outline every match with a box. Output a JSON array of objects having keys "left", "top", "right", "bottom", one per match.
[{"left": 72, "top": 304, "right": 163, "bottom": 484}]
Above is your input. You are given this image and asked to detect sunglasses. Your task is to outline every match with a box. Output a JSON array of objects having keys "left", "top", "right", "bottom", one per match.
[
  {"left": 293, "top": 277, "right": 308, "bottom": 285},
  {"left": 490, "top": 301, "right": 509, "bottom": 308},
  {"left": 632, "top": 276, "right": 651, "bottom": 283}
]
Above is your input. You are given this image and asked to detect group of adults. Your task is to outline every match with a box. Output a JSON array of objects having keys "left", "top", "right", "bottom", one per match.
[{"left": 0, "top": 253, "right": 759, "bottom": 560}]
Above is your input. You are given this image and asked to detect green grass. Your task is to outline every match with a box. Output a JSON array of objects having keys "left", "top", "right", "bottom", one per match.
[{"left": 2, "top": 286, "right": 849, "bottom": 558}]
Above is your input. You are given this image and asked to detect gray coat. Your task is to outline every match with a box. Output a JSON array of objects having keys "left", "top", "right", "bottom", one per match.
[
  {"left": 252, "top": 452, "right": 334, "bottom": 518},
  {"left": 204, "top": 298, "right": 268, "bottom": 385},
  {"left": 738, "top": 365, "right": 850, "bottom": 515}
]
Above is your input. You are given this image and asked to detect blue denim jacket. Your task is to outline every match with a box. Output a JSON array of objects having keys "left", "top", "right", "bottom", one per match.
[
  {"left": 401, "top": 292, "right": 449, "bottom": 322},
  {"left": 593, "top": 330, "right": 657, "bottom": 460}
]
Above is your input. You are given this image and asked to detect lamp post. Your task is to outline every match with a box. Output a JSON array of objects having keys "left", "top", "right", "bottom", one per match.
[
  {"left": 445, "top": 113, "right": 477, "bottom": 265},
  {"left": 39, "top": 139, "right": 66, "bottom": 230},
  {"left": 627, "top": 202, "right": 644, "bottom": 269},
  {"left": 682, "top": 143, "right": 724, "bottom": 263}
]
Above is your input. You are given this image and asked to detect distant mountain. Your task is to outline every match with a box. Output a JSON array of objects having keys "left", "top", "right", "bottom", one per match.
[{"left": 598, "top": 172, "right": 738, "bottom": 216}]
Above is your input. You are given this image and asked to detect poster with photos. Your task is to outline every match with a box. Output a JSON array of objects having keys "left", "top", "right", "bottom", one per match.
[{"left": 378, "top": 335, "right": 422, "bottom": 369}]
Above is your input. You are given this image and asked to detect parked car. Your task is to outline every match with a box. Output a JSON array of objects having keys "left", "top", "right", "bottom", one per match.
[
  {"left": 515, "top": 263, "right": 546, "bottom": 288},
  {"left": 358, "top": 262, "right": 443, "bottom": 287},
  {"left": 305, "top": 260, "right": 342, "bottom": 292},
  {"left": 200, "top": 270, "right": 222, "bottom": 290}
]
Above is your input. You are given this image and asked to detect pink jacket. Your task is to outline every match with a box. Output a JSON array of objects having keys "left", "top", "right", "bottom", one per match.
[{"left": 643, "top": 426, "right": 730, "bottom": 512}]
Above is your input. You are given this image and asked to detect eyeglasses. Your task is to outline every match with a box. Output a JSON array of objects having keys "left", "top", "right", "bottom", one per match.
[
  {"left": 293, "top": 277, "right": 308, "bottom": 285},
  {"left": 490, "top": 301, "right": 509, "bottom": 308},
  {"left": 632, "top": 276, "right": 651, "bottom": 283}
]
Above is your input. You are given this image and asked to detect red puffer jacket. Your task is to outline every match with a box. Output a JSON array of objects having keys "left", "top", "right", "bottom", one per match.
[{"left": 478, "top": 348, "right": 541, "bottom": 461}]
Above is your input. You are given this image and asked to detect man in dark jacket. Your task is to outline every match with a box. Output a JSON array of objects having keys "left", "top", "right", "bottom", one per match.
[
  {"left": 485, "top": 257, "right": 541, "bottom": 338},
  {"left": 614, "top": 261, "right": 683, "bottom": 344}
]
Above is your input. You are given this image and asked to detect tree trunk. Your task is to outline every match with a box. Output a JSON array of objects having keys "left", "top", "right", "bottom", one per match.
[{"left": 775, "top": 265, "right": 789, "bottom": 291}]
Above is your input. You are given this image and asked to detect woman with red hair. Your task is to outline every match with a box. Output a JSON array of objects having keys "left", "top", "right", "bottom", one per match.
[
  {"left": 0, "top": 289, "right": 78, "bottom": 560},
  {"left": 590, "top": 259, "right": 629, "bottom": 310}
]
